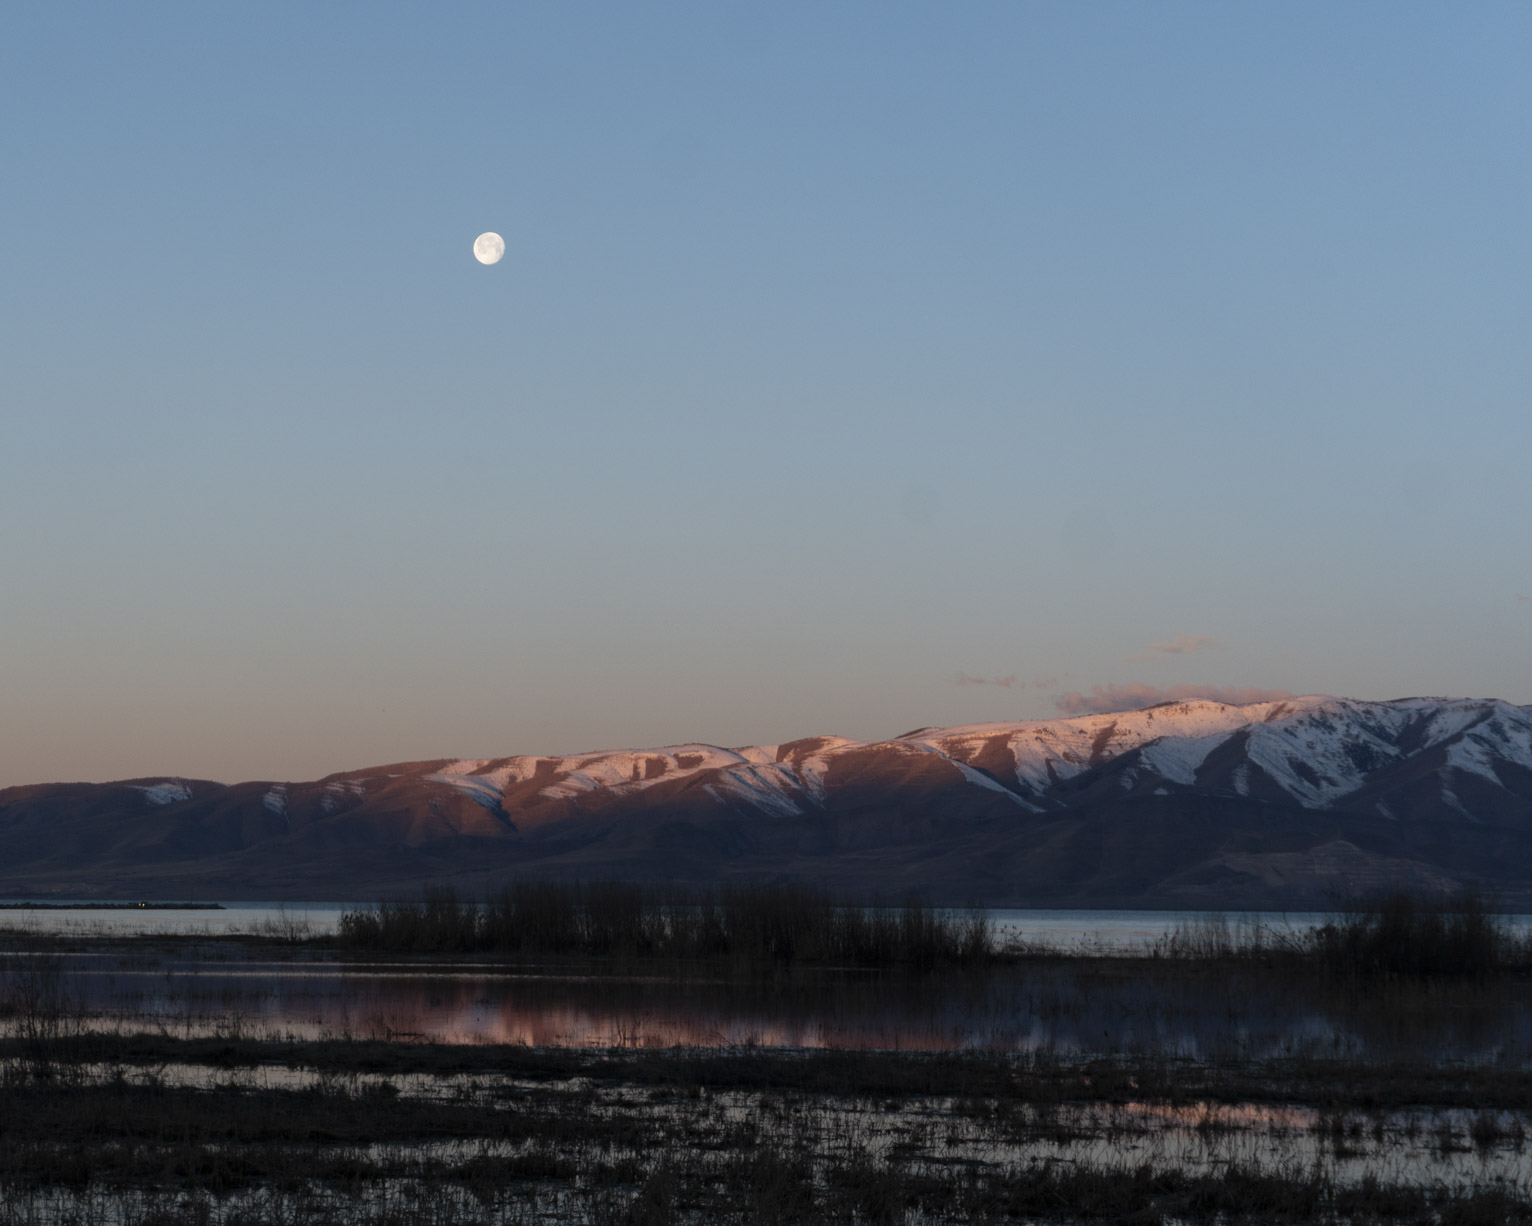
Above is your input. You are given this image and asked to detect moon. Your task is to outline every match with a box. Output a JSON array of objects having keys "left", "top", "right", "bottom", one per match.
[{"left": 473, "top": 232, "right": 505, "bottom": 265}]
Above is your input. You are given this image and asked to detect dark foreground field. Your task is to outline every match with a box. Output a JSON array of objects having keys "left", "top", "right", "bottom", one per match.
[
  {"left": 6, "top": 1020, "right": 1532, "bottom": 1224},
  {"left": 5, "top": 892, "right": 1532, "bottom": 1225}
]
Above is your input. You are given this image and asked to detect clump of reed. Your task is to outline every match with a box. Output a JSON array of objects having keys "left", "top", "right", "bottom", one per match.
[
  {"left": 1310, "top": 889, "right": 1529, "bottom": 981},
  {"left": 1152, "top": 912, "right": 1291, "bottom": 961},
  {"left": 339, "top": 882, "right": 991, "bottom": 970},
  {"left": 0, "top": 953, "right": 84, "bottom": 1081},
  {"left": 1154, "top": 889, "right": 1531, "bottom": 980}
]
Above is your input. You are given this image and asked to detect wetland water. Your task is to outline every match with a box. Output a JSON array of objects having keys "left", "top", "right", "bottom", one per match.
[
  {"left": 0, "top": 900, "right": 1352, "bottom": 941},
  {"left": 8, "top": 908, "right": 1532, "bottom": 1223},
  {"left": 0, "top": 902, "right": 1342, "bottom": 1053},
  {"left": 8, "top": 934, "right": 1532, "bottom": 1061},
  {"left": 14, "top": 900, "right": 1532, "bottom": 945},
  {"left": 65, "top": 956, "right": 1532, "bottom": 1056}
]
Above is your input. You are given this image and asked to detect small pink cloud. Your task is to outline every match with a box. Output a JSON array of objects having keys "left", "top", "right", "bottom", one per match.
[
  {"left": 1128, "top": 633, "right": 1219, "bottom": 661},
  {"left": 955, "top": 672, "right": 1022, "bottom": 689},
  {"left": 1053, "top": 683, "right": 1294, "bottom": 717},
  {"left": 1150, "top": 633, "right": 1218, "bottom": 655}
]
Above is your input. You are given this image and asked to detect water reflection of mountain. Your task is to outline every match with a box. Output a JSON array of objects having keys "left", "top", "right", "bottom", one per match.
[{"left": 48, "top": 956, "right": 1532, "bottom": 1063}]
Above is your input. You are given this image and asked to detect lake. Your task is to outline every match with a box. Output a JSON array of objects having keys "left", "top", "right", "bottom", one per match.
[
  {"left": 6, "top": 902, "right": 1532, "bottom": 1059},
  {"left": 0, "top": 901, "right": 1353, "bottom": 945}
]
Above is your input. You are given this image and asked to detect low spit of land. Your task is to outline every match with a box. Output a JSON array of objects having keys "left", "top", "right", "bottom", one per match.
[
  {"left": 4, "top": 885, "right": 1532, "bottom": 1225},
  {"left": 0, "top": 901, "right": 224, "bottom": 911}
]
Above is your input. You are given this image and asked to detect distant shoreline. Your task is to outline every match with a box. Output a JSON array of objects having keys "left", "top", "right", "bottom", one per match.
[{"left": 0, "top": 902, "right": 225, "bottom": 911}]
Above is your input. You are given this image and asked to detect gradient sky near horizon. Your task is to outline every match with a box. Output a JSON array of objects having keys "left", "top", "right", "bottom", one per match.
[{"left": 3, "top": 2, "right": 1530, "bottom": 787}]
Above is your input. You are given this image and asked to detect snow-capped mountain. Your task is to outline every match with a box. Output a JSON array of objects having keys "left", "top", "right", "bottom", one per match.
[
  {"left": 4, "top": 696, "right": 1532, "bottom": 906},
  {"left": 417, "top": 695, "right": 1532, "bottom": 826}
]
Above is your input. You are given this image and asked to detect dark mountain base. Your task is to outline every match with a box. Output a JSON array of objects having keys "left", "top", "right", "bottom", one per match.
[{"left": 5, "top": 796, "right": 1531, "bottom": 909}]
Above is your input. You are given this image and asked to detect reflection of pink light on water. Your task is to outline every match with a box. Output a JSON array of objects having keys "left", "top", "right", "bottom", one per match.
[
  {"left": 1121, "top": 1101, "right": 1317, "bottom": 1131},
  {"left": 410, "top": 999, "right": 999, "bottom": 1051},
  {"left": 53, "top": 956, "right": 1532, "bottom": 1062},
  {"left": 105, "top": 971, "right": 1141, "bottom": 1051},
  {"left": 429, "top": 1001, "right": 827, "bottom": 1048}
]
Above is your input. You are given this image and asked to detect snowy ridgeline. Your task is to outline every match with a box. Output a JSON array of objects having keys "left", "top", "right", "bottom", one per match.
[{"left": 406, "top": 695, "right": 1532, "bottom": 821}]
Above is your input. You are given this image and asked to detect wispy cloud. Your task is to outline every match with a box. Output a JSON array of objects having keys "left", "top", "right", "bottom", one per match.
[
  {"left": 954, "top": 672, "right": 1060, "bottom": 691},
  {"left": 955, "top": 672, "right": 1022, "bottom": 689},
  {"left": 1128, "top": 633, "right": 1218, "bottom": 661},
  {"left": 1053, "top": 683, "right": 1294, "bottom": 717}
]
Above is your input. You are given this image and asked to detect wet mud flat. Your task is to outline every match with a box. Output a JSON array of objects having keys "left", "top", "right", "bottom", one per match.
[{"left": 6, "top": 936, "right": 1532, "bottom": 1224}]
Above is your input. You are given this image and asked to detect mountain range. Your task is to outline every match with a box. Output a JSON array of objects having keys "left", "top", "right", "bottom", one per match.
[{"left": 4, "top": 695, "right": 1532, "bottom": 906}]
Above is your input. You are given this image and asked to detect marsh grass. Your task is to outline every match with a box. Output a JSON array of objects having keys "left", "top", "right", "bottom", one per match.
[
  {"left": 1311, "top": 889, "right": 1528, "bottom": 980},
  {"left": 248, "top": 904, "right": 315, "bottom": 945},
  {"left": 342, "top": 883, "right": 1532, "bottom": 983},
  {"left": 0, "top": 950, "right": 86, "bottom": 1080},
  {"left": 3, "top": 1048, "right": 1532, "bottom": 1224},
  {"left": 5, "top": 1172, "right": 1532, "bottom": 1226},
  {"left": 339, "top": 883, "right": 991, "bottom": 970},
  {"left": 1154, "top": 889, "right": 1532, "bottom": 981}
]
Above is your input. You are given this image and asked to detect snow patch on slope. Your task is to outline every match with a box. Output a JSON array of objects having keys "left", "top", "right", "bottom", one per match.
[
  {"left": 928, "top": 700, "right": 1282, "bottom": 794},
  {"left": 706, "top": 764, "right": 806, "bottom": 818},
  {"left": 920, "top": 697, "right": 1532, "bottom": 812},
  {"left": 537, "top": 745, "right": 746, "bottom": 800},
  {"left": 899, "top": 739, "right": 1040, "bottom": 808},
  {"left": 950, "top": 758, "right": 1038, "bottom": 806},
  {"left": 775, "top": 738, "right": 860, "bottom": 803},
  {"left": 1445, "top": 713, "right": 1532, "bottom": 783},
  {"left": 1138, "top": 733, "right": 1230, "bottom": 786},
  {"left": 130, "top": 781, "right": 191, "bottom": 805},
  {"left": 318, "top": 778, "right": 366, "bottom": 815},
  {"left": 1441, "top": 780, "right": 1478, "bottom": 821},
  {"left": 426, "top": 773, "right": 506, "bottom": 811},
  {"left": 428, "top": 760, "right": 522, "bottom": 801}
]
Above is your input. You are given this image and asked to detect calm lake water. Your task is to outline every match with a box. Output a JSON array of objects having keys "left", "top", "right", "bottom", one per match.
[
  {"left": 0, "top": 901, "right": 1345, "bottom": 945},
  {"left": 8, "top": 900, "right": 1532, "bottom": 947},
  {"left": 11, "top": 945, "right": 1532, "bottom": 1060},
  {"left": 0, "top": 901, "right": 353, "bottom": 937},
  {"left": 6, "top": 902, "right": 1532, "bottom": 1059}
]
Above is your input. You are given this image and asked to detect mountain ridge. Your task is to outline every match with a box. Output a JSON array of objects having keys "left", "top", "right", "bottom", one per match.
[{"left": 5, "top": 695, "right": 1532, "bottom": 906}]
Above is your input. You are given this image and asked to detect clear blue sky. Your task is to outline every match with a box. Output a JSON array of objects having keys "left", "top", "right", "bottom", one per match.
[{"left": 3, "top": 2, "right": 1529, "bottom": 786}]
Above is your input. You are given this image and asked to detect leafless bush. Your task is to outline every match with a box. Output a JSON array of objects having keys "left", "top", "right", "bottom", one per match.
[
  {"left": 1312, "top": 888, "right": 1526, "bottom": 980},
  {"left": 0, "top": 952, "right": 82, "bottom": 1079},
  {"left": 251, "top": 904, "right": 315, "bottom": 944}
]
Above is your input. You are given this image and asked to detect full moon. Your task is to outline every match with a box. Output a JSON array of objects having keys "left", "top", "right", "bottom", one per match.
[{"left": 473, "top": 232, "right": 505, "bottom": 265}]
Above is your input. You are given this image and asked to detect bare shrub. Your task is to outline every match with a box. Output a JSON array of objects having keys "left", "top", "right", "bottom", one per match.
[
  {"left": 0, "top": 952, "right": 82, "bottom": 1080},
  {"left": 1311, "top": 888, "right": 1521, "bottom": 980}
]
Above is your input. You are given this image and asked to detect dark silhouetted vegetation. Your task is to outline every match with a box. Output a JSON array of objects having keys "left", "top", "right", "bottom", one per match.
[
  {"left": 1153, "top": 888, "right": 1532, "bottom": 980},
  {"left": 0, "top": 951, "right": 80, "bottom": 1080},
  {"left": 15, "top": 1030, "right": 1532, "bottom": 1112},
  {"left": 1311, "top": 888, "right": 1525, "bottom": 980},
  {"left": 338, "top": 881, "right": 992, "bottom": 970}
]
